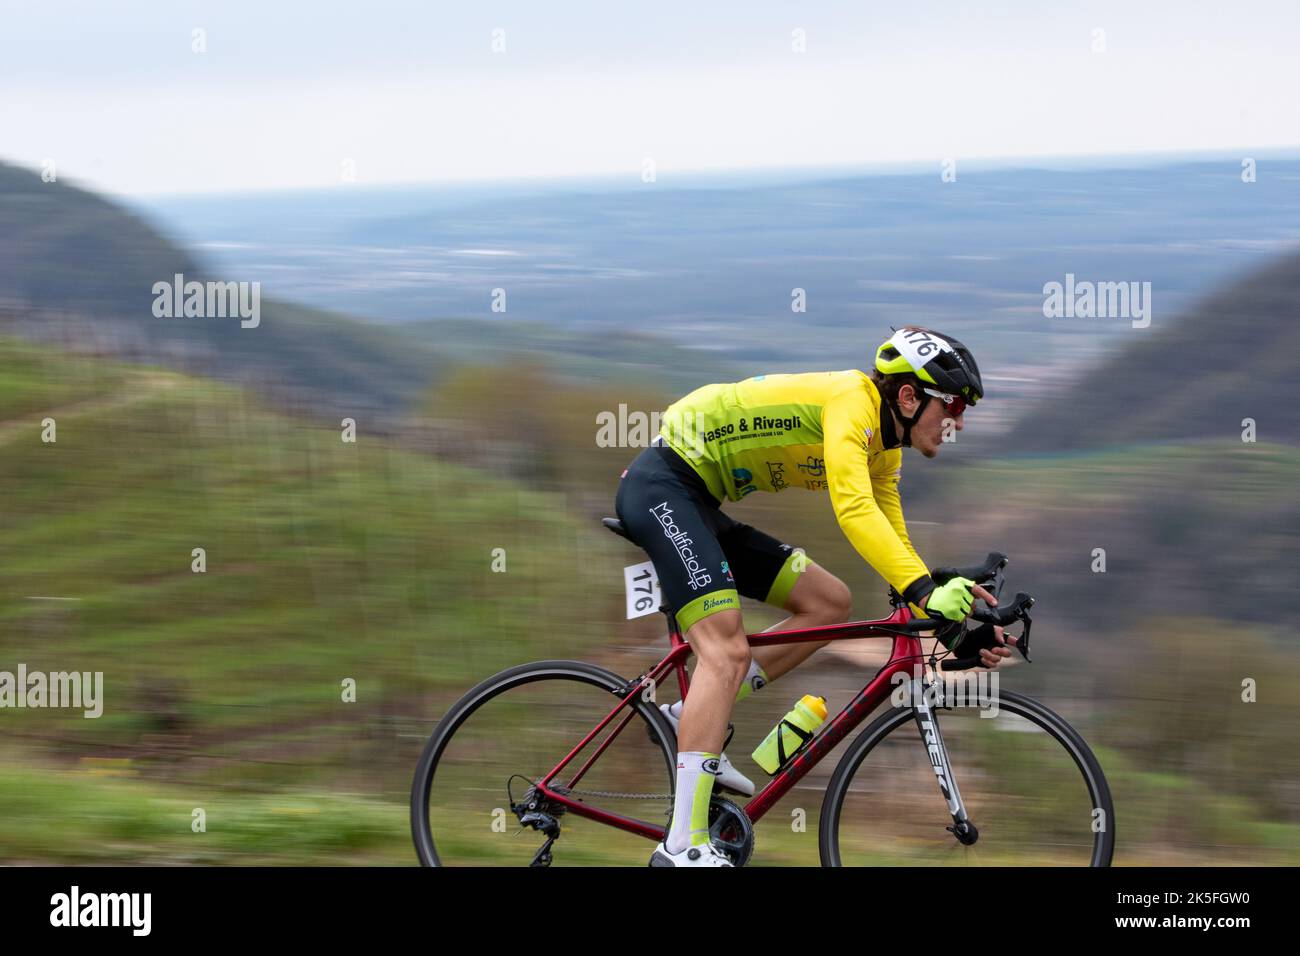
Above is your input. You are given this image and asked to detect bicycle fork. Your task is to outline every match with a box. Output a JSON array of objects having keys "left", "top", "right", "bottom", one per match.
[{"left": 909, "top": 673, "right": 979, "bottom": 846}]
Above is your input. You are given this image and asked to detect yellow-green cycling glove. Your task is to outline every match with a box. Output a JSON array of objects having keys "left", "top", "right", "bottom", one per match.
[{"left": 927, "top": 575, "right": 975, "bottom": 622}]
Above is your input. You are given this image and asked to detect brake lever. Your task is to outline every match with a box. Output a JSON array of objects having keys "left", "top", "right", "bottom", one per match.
[
  {"left": 991, "top": 559, "right": 1007, "bottom": 603},
  {"left": 941, "top": 611, "right": 1031, "bottom": 670},
  {"left": 1015, "top": 612, "right": 1032, "bottom": 663},
  {"left": 969, "top": 587, "right": 1034, "bottom": 663}
]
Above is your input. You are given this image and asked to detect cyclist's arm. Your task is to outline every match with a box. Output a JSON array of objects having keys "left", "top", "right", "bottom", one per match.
[
  {"left": 823, "top": 389, "right": 935, "bottom": 611},
  {"left": 870, "top": 450, "right": 926, "bottom": 572}
]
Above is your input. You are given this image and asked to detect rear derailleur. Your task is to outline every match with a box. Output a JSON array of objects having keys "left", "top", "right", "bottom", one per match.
[{"left": 511, "top": 782, "right": 566, "bottom": 867}]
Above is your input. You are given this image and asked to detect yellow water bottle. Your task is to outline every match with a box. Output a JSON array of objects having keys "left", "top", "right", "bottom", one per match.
[{"left": 751, "top": 695, "right": 827, "bottom": 774}]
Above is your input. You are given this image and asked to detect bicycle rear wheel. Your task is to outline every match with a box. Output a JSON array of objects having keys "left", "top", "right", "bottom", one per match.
[
  {"left": 411, "top": 660, "right": 677, "bottom": 866},
  {"left": 820, "top": 688, "right": 1114, "bottom": 866}
]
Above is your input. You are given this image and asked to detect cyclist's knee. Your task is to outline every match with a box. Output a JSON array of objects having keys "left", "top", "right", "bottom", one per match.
[
  {"left": 686, "top": 607, "right": 745, "bottom": 647},
  {"left": 685, "top": 610, "right": 751, "bottom": 674},
  {"left": 822, "top": 577, "right": 853, "bottom": 624}
]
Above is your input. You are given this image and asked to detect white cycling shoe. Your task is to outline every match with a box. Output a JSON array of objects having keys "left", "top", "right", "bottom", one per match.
[
  {"left": 648, "top": 840, "right": 734, "bottom": 867},
  {"left": 659, "top": 703, "right": 756, "bottom": 797}
]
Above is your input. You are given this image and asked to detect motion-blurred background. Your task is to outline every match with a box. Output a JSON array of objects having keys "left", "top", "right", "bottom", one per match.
[{"left": 1, "top": 2, "right": 1297, "bottom": 864}]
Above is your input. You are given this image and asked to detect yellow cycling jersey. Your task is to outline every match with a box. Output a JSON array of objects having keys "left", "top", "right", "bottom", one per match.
[{"left": 658, "top": 369, "right": 931, "bottom": 601}]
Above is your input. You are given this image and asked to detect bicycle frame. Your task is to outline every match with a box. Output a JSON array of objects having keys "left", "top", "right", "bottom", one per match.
[{"left": 535, "top": 604, "right": 954, "bottom": 842}]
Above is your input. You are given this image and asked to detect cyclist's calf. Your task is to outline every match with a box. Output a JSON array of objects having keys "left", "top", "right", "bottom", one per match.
[{"left": 678, "top": 609, "right": 750, "bottom": 754}]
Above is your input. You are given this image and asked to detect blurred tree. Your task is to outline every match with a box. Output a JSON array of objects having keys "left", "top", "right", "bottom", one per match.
[{"left": 422, "top": 356, "right": 672, "bottom": 497}]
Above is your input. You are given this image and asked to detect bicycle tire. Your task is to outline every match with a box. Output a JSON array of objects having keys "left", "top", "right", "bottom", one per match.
[{"left": 819, "top": 688, "right": 1115, "bottom": 866}]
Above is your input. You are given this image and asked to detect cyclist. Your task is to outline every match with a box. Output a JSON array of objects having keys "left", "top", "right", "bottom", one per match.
[{"left": 615, "top": 327, "right": 1013, "bottom": 867}]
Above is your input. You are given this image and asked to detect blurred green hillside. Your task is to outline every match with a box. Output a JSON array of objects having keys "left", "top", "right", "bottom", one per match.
[
  {"left": 0, "top": 335, "right": 650, "bottom": 861},
  {"left": 0, "top": 163, "right": 199, "bottom": 312}
]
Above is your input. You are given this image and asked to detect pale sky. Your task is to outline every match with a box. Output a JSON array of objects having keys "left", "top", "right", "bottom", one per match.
[{"left": 2, "top": 0, "right": 1297, "bottom": 196}]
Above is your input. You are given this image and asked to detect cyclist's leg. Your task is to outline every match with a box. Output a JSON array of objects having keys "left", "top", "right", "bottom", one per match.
[
  {"left": 714, "top": 519, "right": 852, "bottom": 682},
  {"left": 675, "top": 608, "right": 750, "bottom": 754},
  {"left": 616, "top": 476, "right": 748, "bottom": 756},
  {"left": 755, "top": 563, "right": 853, "bottom": 680},
  {"left": 615, "top": 447, "right": 749, "bottom": 852}
]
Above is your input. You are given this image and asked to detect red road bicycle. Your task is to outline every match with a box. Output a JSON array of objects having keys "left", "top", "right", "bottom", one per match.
[{"left": 411, "top": 518, "right": 1115, "bottom": 866}]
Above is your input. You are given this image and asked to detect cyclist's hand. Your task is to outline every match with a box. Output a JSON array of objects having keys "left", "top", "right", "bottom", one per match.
[
  {"left": 924, "top": 576, "right": 976, "bottom": 621},
  {"left": 952, "top": 620, "right": 1017, "bottom": 668},
  {"left": 978, "top": 626, "right": 1015, "bottom": 668},
  {"left": 970, "top": 584, "right": 1013, "bottom": 667},
  {"left": 967, "top": 582, "right": 1013, "bottom": 665}
]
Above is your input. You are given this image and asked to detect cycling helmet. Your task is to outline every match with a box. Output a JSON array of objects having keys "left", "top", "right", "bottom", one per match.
[
  {"left": 873, "top": 327, "right": 984, "bottom": 446},
  {"left": 875, "top": 327, "right": 984, "bottom": 403}
]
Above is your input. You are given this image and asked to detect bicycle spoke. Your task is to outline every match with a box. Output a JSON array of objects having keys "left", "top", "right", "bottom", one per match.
[{"left": 415, "top": 667, "right": 675, "bottom": 865}]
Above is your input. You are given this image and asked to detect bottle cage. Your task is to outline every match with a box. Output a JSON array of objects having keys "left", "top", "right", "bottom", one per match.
[{"left": 775, "top": 718, "right": 815, "bottom": 767}]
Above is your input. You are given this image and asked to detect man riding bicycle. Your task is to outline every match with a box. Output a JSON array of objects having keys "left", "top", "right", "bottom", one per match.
[{"left": 614, "top": 327, "right": 1014, "bottom": 867}]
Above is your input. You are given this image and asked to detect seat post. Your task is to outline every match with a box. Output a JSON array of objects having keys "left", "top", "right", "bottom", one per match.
[
  {"left": 662, "top": 606, "right": 686, "bottom": 647},
  {"left": 662, "top": 606, "right": 691, "bottom": 701}
]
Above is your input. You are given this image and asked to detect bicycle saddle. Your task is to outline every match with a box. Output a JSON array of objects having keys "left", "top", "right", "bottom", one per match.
[{"left": 602, "top": 517, "right": 632, "bottom": 540}]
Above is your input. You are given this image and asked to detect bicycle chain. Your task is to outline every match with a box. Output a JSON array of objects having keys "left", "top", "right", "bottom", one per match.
[{"left": 548, "top": 784, "right": 673, "bottom": 801}]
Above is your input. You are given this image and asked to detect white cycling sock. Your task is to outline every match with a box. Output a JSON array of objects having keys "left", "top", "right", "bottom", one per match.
[
  {"left": 735, "top": 658, "right": 769, "bottom": 703},
  {"left": 666, "top": 751, "right": 720, "bottom": 854}
]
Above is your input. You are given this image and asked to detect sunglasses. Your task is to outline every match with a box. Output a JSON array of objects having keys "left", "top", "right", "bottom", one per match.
[{"left": 922, "top": 388, "right": 968, "bottom": 417}]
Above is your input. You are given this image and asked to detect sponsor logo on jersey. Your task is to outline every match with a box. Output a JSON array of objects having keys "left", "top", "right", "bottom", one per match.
[
  {"left": 862, "top": 426, "right": 874, "bottom": 444},
  {"left": 750, "top": 414, "right": 801, "bottom": 431},
  {"left": 796, "top": 456, "right": 825, "bottom": 477},
  {"left": 731, "top": 467, "right": 757, "bottom": 498},
  {"left": 720, "top": 560, "right": 735, "bottom": 584},
  {"left": 766, "top": 461, "right": 788, "bottom": 491},
  {"left": 703, "top": 596, "right": 736, "bottom": 613},
  {"left": 648, "top": 502, "right": 713, "bottom": 590}
]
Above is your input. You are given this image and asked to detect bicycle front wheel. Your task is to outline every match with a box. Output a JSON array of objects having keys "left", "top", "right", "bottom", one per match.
[
  {"left": 820, "top": 688, "right": 1115, "bottom": 866},
  {"left": 411, "top": 660, "right": 677, "bottom": 866}
]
